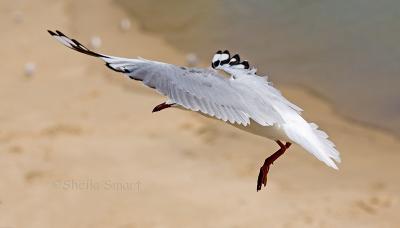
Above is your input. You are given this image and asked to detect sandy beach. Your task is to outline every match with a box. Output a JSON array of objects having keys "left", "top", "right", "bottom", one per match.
[{"left": 1, "top": 0, "right": 399, "bottom": 227}]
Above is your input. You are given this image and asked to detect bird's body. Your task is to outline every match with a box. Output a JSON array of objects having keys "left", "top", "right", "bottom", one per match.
[
  {"left": 234, "top": 120, "right": 291, "bottom": 142},
  {"left": 48, "top": 30, "right": 340, "bottom": 191}
]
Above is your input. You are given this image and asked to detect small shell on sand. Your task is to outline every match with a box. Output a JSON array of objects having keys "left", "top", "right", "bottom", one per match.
[
  {"left": 12, "top": 10, "right": 23, "bottom": 24},
  {"left": 90, "top": 36, "right": 102, "bottom": 49},
  {"left": 186, "top": 53, "right": 199, "bottom": 67},
  {"left": 24, "top": 62, "right": 36, "bottom": 77},
  {"left": 120, "top": 18, "right": 131, "bottom": 31}
]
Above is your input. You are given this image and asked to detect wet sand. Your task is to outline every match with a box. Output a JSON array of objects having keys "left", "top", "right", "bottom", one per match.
[{"left": 0, "top": 0, "right": 399, "bottom": 227}]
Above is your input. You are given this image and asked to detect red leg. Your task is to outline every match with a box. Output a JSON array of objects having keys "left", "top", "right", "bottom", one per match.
[
  {"left": 152, "top": 102, "right": 173, "bottom": 113},
  {"left": 257, "top": 140, "right": 291, "bottom": 192}
]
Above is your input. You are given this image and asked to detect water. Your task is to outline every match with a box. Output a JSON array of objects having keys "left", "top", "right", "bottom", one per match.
[{"left": 116, "top": 0, "right": 400, "bottom": 136}]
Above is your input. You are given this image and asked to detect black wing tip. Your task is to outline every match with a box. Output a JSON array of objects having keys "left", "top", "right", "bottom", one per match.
[
  {"left": 220, "top": 50, "right": 230, "bottom": 65},
  {"left": 48, "top": 29, "right": 68, "bottom": 39},
  {"left": 105, "top": 62, "right": 133, "bottom": 74},
  {"left": 48, "top": 29, "right": 108, "bottom": 58},
  {"left": 105, "top": 63, "right": 124, "bottom": 73},
  {"left": 211, "top": 49, "right": 252, "bottom": 70},
  {"left": 241, "top": 60, "right": 250, "bottom": 69},
  {"left": 55, "top": 30, "right": 65, "bottom": 36},
  {"left": 47, "top": 30, "right": 56, "bottom": 36},
  {"left": 229, "top": 54, "right": 241, "bottom": 65},
  {"left": 212, "top": 50, "right": 232, "bottom": 68},
  {"left": 47, "top": 29, "right": 65, "bottom": 37},
  {"left": 231, "top": 54, "right": 240, "bottom": 60},
  {"left": 47, "top": 29, "right": 66, "bottom": 38}
]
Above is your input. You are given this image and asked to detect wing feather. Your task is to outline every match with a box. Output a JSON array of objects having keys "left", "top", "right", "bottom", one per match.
[{"left": 48, "top": 30, "right": 288, "bottom": 126}]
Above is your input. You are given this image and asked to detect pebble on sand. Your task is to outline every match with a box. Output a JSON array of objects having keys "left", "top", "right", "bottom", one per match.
[
  {"left": 24, "top": 62, "right": 36, "bottom": 77},
  {"left": 186, "top": 53, "right": 199, "bottom": 67},
  {"left": 12, "top": 10, "right": 23, "bottom": 24},
  {"left": 90, "top": 36, "right": 102, "bottom": 49},
  {"left": 120, "top": 18, "right": 131, "bottom": 31}
]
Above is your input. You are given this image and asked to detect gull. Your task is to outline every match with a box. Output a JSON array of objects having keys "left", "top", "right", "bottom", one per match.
[{"left": 48, "top": 30, "right": 341, "bottom": 191}]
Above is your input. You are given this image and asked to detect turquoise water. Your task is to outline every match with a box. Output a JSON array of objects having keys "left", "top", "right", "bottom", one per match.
[{"left": 117, "top": 0, "right": 400, "bottom": 136}]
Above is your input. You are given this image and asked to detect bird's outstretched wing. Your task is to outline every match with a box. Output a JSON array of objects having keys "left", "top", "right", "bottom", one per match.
[{"left": 48, "top": 30, "right": 287, "bottom": 126}]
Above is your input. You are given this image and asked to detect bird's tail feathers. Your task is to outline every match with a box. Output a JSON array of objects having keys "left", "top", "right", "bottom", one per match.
[{"left": 284, "top": 122, "right": 341, "bottom": 169}]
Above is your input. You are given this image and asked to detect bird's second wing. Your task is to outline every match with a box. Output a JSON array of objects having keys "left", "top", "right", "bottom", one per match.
[{"left": 49, "top": 30, "right": 288, "bottom": 126}]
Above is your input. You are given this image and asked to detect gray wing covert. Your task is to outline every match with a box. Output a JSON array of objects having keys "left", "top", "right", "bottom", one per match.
[{"left": 107, "top": 58, "right": 251, "bottom": 125}]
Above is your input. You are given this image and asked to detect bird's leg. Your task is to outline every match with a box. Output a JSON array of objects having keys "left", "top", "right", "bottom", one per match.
[
  {"left": 257, "top": 140, "right": 292, "bottom": 192},
  {"left": 152, "top": 102, "right": 173, "bottom": 113}
]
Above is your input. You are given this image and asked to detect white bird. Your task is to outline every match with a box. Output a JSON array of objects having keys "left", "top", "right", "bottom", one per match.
[{"left": 48, "top": 30, "right": 341, "bottom": 191}]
